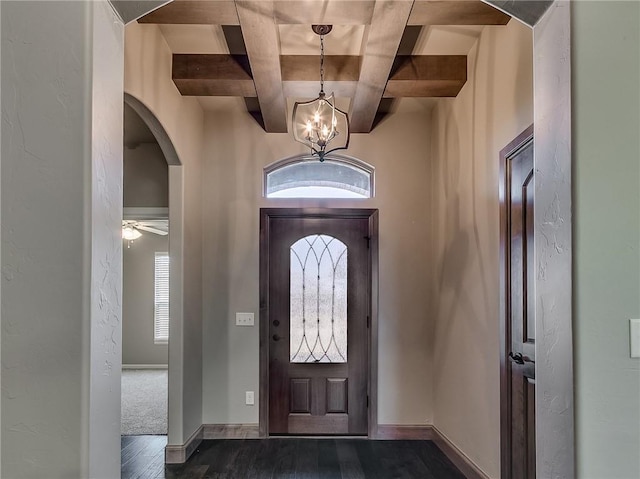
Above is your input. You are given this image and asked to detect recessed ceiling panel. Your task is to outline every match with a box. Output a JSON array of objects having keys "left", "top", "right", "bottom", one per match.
[
  {"left": 413, "top": 25, "right": 484, "bottom": 56},
  {"left": 159, "top": 24, "right": 229, "bottom": 54}
]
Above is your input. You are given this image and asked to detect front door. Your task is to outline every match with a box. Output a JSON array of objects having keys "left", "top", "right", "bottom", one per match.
[
  {"left": 261, "top": 210, "right": 374, "bottom": 435},
  {"left": 500, "top": 126, "right": 536, "bottom": 478}
]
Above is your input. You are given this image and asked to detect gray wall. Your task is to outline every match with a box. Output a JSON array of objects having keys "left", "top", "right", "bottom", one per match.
[
  {"left": 124, "top": 143, "right": 168, "bottom": 207},
  {"left": 429, "top": 19, "right": 533, "bottom": 477},
  {"left": 201, "top": 98, "right": 434, "bottom": 426},
  {"left": 574, "top": 1, "right": 640, "bottom": 477},
  {"left": 123, "top": 233, "right": 169, "bottom": 365}
]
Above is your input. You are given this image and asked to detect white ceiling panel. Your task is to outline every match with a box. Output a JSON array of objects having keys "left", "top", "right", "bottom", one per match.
[{"left": 278, "top": 25, "right": 365, "bottom": 56}]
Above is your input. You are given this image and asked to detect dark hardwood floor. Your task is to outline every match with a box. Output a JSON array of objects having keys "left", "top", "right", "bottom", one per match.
[{"left": 121, "top": 435, "right": 466, "bottom": 479}]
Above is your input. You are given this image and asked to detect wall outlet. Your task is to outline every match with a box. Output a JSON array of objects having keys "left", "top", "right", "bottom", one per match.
[
  {"left": 630, "top": 319, "right": 640, "bottom": 358},
  {"left": 245, "top": 391, "right": 255, "bottom": 405},
  {"left": 236, "top": 312, "right": 254, "bottom": 326}
]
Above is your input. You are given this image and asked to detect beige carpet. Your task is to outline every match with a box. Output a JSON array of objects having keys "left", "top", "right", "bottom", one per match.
[{"left": 121, "top": 369, "right": 168, "bottom": 435}]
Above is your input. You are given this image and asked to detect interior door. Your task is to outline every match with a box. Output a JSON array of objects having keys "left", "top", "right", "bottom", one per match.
[
  {"left": 501, "top": 127, "right": 535, "bottom": 478},
  {"left": 266, "top": 213, "right": 371, "bottom": 435}
]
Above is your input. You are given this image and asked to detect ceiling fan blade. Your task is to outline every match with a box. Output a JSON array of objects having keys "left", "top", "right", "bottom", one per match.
[
  {"left": 137, "top": 220, "right": 168, "bottom": 227},
  {"left": 135, "top": 224, "right": 168, "bottom": 236}
]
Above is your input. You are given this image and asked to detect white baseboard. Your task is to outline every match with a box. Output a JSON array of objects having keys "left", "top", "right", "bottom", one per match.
[{"left": 122, "top": 364, "right": 168, "bottom": 369}]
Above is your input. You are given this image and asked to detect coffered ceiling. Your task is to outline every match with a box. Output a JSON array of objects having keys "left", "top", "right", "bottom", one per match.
[{"left": 137, "top": 0, "right": 512, "bottom": 132}]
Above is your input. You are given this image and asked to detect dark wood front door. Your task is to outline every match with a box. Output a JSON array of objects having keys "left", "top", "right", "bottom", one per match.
[
  {"left": 500, "top": 126, "right": 536, "bottom": 478},
  {"left": 261, "top": 209, "right": 374, "bottom": 436}
]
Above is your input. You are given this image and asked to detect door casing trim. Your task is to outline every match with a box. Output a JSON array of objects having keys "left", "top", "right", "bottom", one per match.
[
  {"left": 499, "top": 124, "right": 534, "bottom": 477},
  {"left": 259, "top": 208, "right": 379, "bottom": 438}
]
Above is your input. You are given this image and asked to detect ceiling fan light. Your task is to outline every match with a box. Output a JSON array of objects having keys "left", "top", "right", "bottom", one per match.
[{"left": 122, "top": 225, "right": 142, "bottom": 241}]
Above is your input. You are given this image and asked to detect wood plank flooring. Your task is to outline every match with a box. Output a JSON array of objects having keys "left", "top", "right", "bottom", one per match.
[{"left": 121, "top": 435, "right": 466, "bottom": 479}]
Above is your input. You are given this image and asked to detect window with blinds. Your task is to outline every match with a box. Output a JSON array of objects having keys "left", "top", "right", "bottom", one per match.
[{"left": 154, "top": 252, "right": 169, "bottom": 344}]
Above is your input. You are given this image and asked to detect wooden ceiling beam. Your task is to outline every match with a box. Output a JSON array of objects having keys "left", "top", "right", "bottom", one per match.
[
  {"left": 139, "top": 0, "right": 375, "bottom": 25},
  {"left": 235, "top": 1, "right": 288, "bottom": 132},
  {"left": 384, "top": 55, "right": 467, "bottom": 97},
  {"left": 139, "top": 0, "right": 509, "bottom": 26},
  {"left": 349, "top": 0, "right": 415, "bottom": 133},
  {"left": 138, "top": 0, "right": 240, "bottom": 25},
  {"left": 172, "top": 54, "right": 256, "bottom": 96},
  {"left": 172, "top": 53, "right": 466, "bottom": 99},
  {"left": 409, "top": 0, "right": 511, "bottom": 25}
]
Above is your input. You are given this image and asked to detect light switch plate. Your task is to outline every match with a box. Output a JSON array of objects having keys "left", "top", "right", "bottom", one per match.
[
  {"left": 631, "top": 319, "right": 640, "bottom": 358},
  {"left": 236, "top": 312, "right": 254, "bottom": 326},
  {"left": 245, "top": 391, "right": 255, "bottom": 405}
]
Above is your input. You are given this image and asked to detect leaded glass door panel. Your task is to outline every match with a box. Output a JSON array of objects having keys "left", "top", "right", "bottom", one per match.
[{"left": 267, "top": 214, "right": 370, "bottom": 435}]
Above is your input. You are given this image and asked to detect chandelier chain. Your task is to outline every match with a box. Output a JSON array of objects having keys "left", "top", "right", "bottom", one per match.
[{"left": 319, "top": 34, "right": 325, "bottom": 94}]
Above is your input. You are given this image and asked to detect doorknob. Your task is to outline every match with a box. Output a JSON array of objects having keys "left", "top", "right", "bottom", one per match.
[
  {"left": 509, "top": 352, "right": 535, "bottom": 365},
  {"left": 272, "top": 334, "right": 281, "bottom": 341}
]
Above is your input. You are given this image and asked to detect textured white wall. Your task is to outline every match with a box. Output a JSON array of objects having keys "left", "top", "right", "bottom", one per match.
[
  {"left": 85, "top": 1, "right": 124, "bottom": 479},
  {"left": 532, "top": 3, "right": 574, "bottom": 478},
  {"left": 1, "top": 2, "right": 123, "bottom": 477},
  {"left": 89, "top": 2, "right": 125, "bottom": 477},
  {"left": 429, "top": 19, "right": 534, "bottom": 477},
  {"left": 573, "top": 1, "right": 640, "bottom": 477},
  {"left": 124, "top": 21, "right": 204, "bottom": 446},
  {"left": 200, "top": 98, "right": 434, "bottom": 427}
]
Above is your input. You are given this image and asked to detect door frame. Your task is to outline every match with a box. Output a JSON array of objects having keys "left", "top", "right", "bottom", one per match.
[
  {"left": 499, "top": 124, "right": 534, "bottom": 477},
  {"left": 259, "top": 208, "right": 379, "bottom": 438}
]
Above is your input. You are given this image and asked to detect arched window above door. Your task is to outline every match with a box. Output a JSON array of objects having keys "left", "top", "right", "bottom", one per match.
[{"left": 264, "top": 155, "right": 374, "bottom": 198}]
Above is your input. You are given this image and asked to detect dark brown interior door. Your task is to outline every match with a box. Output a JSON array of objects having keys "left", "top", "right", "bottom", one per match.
[
  {"left": 267, "top": 214, "right": 370, "bottom": 435},
  {"left": 501, "top": 127, "right": 536, "bottom": 478}
]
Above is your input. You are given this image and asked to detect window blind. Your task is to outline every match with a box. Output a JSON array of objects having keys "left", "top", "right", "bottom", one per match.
[{"left": 154, "top": 252, "right": 169, "bottom": 344}]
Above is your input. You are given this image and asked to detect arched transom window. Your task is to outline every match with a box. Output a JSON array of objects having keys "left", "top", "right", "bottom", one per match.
[{"left": 264, "top": 155, "right": 374, "bottom": 198}]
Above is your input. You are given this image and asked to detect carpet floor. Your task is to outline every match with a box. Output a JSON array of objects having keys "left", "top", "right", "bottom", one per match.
[{"left": 121, "top": 369, "right": 168, "bottom": 436}]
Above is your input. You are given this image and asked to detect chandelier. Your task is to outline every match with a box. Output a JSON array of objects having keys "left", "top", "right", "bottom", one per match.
[{"left": 291, "top": 25, "right": 350, "bottom": 162}]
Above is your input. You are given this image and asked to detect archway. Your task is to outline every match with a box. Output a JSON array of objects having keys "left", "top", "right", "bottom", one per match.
[
  {"left": 122, "top": 93, "right": 185, "bottom": 451},
  {"left": 0, "top": 1, "right": 573, "bottom": 477},
  {"left": 113, "top": 1, "right": 573, "bottom": 475}
]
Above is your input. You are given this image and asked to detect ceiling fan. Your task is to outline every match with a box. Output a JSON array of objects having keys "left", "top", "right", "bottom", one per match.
[{"left": 122, "top": 219, "right": 168, "bottom": 241}]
